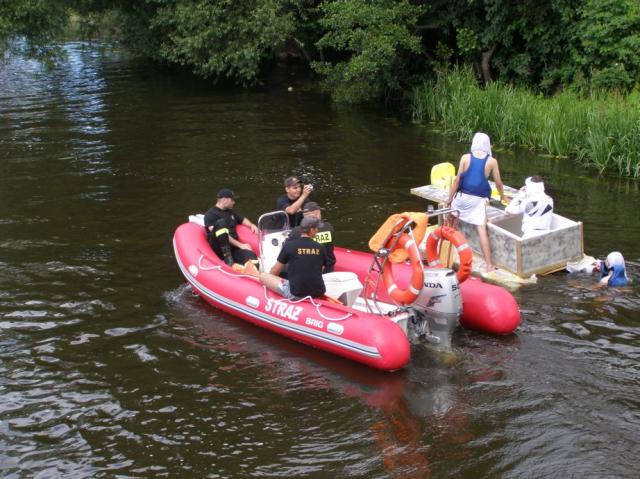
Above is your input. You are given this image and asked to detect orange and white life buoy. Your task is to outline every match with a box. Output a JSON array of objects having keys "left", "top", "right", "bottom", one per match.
[
  {"left": 382, "top": 234, "right": 424, "bottom": 305},
  {"left": 425, "top": 226, "right": 472, "bottom": 283}
]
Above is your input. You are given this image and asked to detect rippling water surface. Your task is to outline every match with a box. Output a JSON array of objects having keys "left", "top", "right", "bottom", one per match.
[{"left": 1, "top": 43, "right": 639, "bottom": 478}]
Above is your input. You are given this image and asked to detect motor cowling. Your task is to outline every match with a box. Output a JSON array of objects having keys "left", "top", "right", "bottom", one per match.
[
  {"left": 414, "top": 267, "right": 462, "bottom": 316},
  {"left": 408, "top": 267, "right": 462, "bottom": 349}
]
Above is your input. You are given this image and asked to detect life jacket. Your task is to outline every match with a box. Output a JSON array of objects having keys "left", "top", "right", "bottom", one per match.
[
  {"left": 459, "top": 153, "right": 491, "bottom": 198},
  {"left": 599, "top": 262, "right": 629, "bottom": 287},
  {"left": 369, "top": 212, "right": 429, "bottom": 263},
  {"left": 608, "top": 264, "right": 628, "bottom": 287}
]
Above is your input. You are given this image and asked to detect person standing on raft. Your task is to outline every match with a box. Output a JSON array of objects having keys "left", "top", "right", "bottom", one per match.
[{"left": 445, "top": 132, "right": 506, "bottom": 272}]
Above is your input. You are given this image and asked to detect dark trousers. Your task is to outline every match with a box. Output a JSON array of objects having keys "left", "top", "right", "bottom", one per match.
[{"left": 208, "top": 220, "right": 257, "bottom": 264}]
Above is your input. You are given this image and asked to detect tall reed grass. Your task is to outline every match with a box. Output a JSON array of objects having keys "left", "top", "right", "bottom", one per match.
[{"left": 411, "top": 68, "right": 640, "bottom": 178}]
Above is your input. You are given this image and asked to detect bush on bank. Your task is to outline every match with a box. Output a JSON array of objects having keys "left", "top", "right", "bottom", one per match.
[{"left": 411, "top": 68, "right": 640, "bottom": 178}]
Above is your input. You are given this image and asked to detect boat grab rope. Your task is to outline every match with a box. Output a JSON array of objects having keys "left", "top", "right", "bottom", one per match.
[
  {"left": 195, "top": 252, "right": 353, "bottom": 320},
  {"left": 196, "top": 253, "right": 256, "bottom": 279},
  {"left": 260, "top": 286, "right": 353, "bottom": 322},
  {"left": 197, "top": 253, "right": 220, "bottom": 271}
]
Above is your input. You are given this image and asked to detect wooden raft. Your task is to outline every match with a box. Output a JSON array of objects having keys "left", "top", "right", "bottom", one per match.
[{"left": 412, "top": 183, "right": 584, "bottom": 283}]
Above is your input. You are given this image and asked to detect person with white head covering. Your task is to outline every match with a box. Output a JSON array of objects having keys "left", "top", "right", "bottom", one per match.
[
  {"left": 505, "top": 175, "right": 554, "bottom": 238},
  {"left": 597, "top": 251, "right": 629, "bottom": 287},
  {"left": 446, "top": 132, "right": 505, "bottom": 271}
]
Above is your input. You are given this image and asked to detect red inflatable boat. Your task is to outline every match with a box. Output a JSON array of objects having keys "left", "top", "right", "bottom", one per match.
[{"left": 173, "top": 213, "right": 520, "bottom": 371}]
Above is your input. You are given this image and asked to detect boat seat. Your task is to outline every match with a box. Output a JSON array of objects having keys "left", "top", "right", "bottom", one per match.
[
  {"left": 259, "top": 231, "right": 289, "bottom": 273},
  {"left": 189, "top": 214, "right": 205, "bottom": 227},
  {"left": 323, "top": 272, "right": 363, "bottom": 307},
  {"left": 430, "top": 162, "right": 455, "bottom": 190}
]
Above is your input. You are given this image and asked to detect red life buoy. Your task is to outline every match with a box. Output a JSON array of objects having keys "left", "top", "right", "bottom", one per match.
[
  {"left": 425, "top": 226, "right": 472, "bottom": 283},
  {"left": 382, "top": 234, "right": 424, "bottom": 305}
]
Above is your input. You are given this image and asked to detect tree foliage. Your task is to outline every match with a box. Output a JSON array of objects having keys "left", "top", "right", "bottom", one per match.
[
  {"left": 311, "top": 0, "right": 424, "bottom": 103},
  {"left": 1, "top": 0, "right": 640, "bottom": 101},
  {"left": 0, "top": 0, "right": 68, "bottom": 58},
  {"left": 143, "top": 0, "right": 296, "bottom": 83},
  {"left": 576, "top": 0, "right": 640, "bottom": 91}
]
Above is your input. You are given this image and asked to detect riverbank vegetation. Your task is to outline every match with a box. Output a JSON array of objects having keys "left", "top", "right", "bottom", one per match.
[
  {"left": 412, "top": 69, "right": 640, "bottom": 177},
  {"left": 2, "top": 0, "right": 639, "bottom": 175}
]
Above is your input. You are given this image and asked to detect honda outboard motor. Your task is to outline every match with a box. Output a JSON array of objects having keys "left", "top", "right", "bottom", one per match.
[{"left": 408, "top": 268, "right": 462, "bottom": 349}]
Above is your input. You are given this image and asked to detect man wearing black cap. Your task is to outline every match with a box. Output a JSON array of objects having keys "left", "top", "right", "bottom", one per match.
[
  {"left": 276, "top": 176, "right": 313, "bottom": 227},
  {"left": 204, "top": 188, "right": 258, "bottom": 266},
  {"left": 258, "top": 216, "right": 327, "bottom": 299},
  {"left": 288, "top": 201, "right": 336, "bottom": 273}
]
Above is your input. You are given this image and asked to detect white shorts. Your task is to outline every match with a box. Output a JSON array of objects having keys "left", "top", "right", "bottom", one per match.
[{"left": 451, "top": 192, "right": 487, "bottom": 226}]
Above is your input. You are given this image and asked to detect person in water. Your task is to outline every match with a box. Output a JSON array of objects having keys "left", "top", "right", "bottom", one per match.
[
  {"left": 288, "top": 201, "right": 336, "bottom": 273},
  {"left": 276, "top": 176, "right": 313, "bottom": 227},
  {"left": 445, "top": 132, "right": 505, "bottom": 271},
  {"left": 204, "top": 188, "right": 258, "bottom": 266},
  {"left": 258, "top": 216, "right": 327, "bottom": 299},
  {"left": 596, "top": 251, "right": 629, "bottom": 287},
  {"left": 505, "top": 175, "right": 554, "bottom": 238}
]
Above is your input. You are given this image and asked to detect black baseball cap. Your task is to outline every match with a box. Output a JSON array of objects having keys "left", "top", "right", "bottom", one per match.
[
  {"left": 284, "top": 176, "right": 302, "bottom": 187},
  {"left": 302, "top": 201, "right": 323, "bottom": 213},
  {"left": 217, "top": 188, "right": 236, "bottom": 199}
]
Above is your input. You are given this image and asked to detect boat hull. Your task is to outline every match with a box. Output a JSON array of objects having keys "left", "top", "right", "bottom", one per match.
[
  {"left": 174, "top": 222, "right": 411, "bottom": 371},
  {"left": 235, "top": 224, "right": 520, "bottom": 336},
  {"left": 173, "top": 221, "right": 520, "bottom": 370}
]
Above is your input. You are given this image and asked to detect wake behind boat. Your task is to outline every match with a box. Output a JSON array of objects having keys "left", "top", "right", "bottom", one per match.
[{"left": 173, "top": 211, "right": 520, "bottom": 371}]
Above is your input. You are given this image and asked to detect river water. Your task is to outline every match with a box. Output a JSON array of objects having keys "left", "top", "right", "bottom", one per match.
[{"left": 1, "top": 43, "right": 639, "bottom": 478}]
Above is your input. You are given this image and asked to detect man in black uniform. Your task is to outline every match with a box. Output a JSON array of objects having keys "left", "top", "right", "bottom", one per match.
[
  {"left": 288, "top": 202, "right": 336, "bottom": 273},
  {"left": 276, "top": 176, "right": 313, "bottom": 227},
  {"left": 204, "top": 188, "right": 258, "bottom": 266},
  {"left": 258, "top": 216, "right": 327, "bottom": 299}
]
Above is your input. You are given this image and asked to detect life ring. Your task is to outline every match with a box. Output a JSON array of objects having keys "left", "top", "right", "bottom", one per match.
[
  {"left": 425, "top": 226, "right": 472, "bottom": 283},
  {"left": 382, "top": 234, "right": 424, "bottom": 305}
]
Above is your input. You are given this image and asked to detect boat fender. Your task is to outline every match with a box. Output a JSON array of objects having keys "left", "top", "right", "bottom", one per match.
[
  {"left": 382, "top": 234, "right": 424, "bottom": 305},
  {"left": 425, "top": 226, "right": 472, "bottom": 283}
]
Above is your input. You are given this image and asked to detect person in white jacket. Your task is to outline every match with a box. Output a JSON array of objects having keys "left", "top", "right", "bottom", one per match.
[{"left": 505, "top": 176, "right": 554, "bottom": 238}]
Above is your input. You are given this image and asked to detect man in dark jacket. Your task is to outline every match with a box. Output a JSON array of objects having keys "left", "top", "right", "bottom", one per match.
[
  {"left": 258, "top": 216, "right": 327, "bottom": 299},
  {"left": 204, "top": 188, "right": 258, "bottom": 266},
  {"left": 288, "top": 201, "right": 336, "bottom": 273},
  {"left": 276, "top": 176, "right": 313, "bottom": 227}
]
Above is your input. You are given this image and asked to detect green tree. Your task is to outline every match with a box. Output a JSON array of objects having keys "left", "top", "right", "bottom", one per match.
[
  {"left": 312, "top": 0, "right": 424, "bottom": 103},
  {"left": 0, "top": 0, "right": 68, "bottom": 58},
  {"left": 140, "top": 0, "right": 297, "bottom": 84},
  {"left": 423, "top": 0, "right": 580, "bottom": 90},
  {"left": 576, "top": 0, "right": 640, "bottom": 91}
]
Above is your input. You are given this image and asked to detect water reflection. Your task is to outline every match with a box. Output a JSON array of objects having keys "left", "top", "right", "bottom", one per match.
[{"left": 166, "top": 285, "right": 525, "bottom": 478}]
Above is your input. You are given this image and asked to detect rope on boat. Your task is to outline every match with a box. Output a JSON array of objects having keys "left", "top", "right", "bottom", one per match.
[
  {"left": 313, "top": 301, "right": 352, "bottom": 321},
  {"left": 197, "top": 254, "right": 256, "bottom": 279},
  {"left": 196, "top": 252, "right": 353, "bottom": 320},
  {"left": 197, "top": 254, "right": 220, "bottom": 271},
  {"left": 260, "top": 287, "right": 353, "bottom": 321}
]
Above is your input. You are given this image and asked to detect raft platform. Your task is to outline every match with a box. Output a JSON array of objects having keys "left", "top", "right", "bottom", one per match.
[{"left": 412, "top": 183, "right": 584, "bottom": 288}]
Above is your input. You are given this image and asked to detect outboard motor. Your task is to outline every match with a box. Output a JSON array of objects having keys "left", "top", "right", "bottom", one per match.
[{"left": 408, "top": 267, "right": 462, "bottom": 349}]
